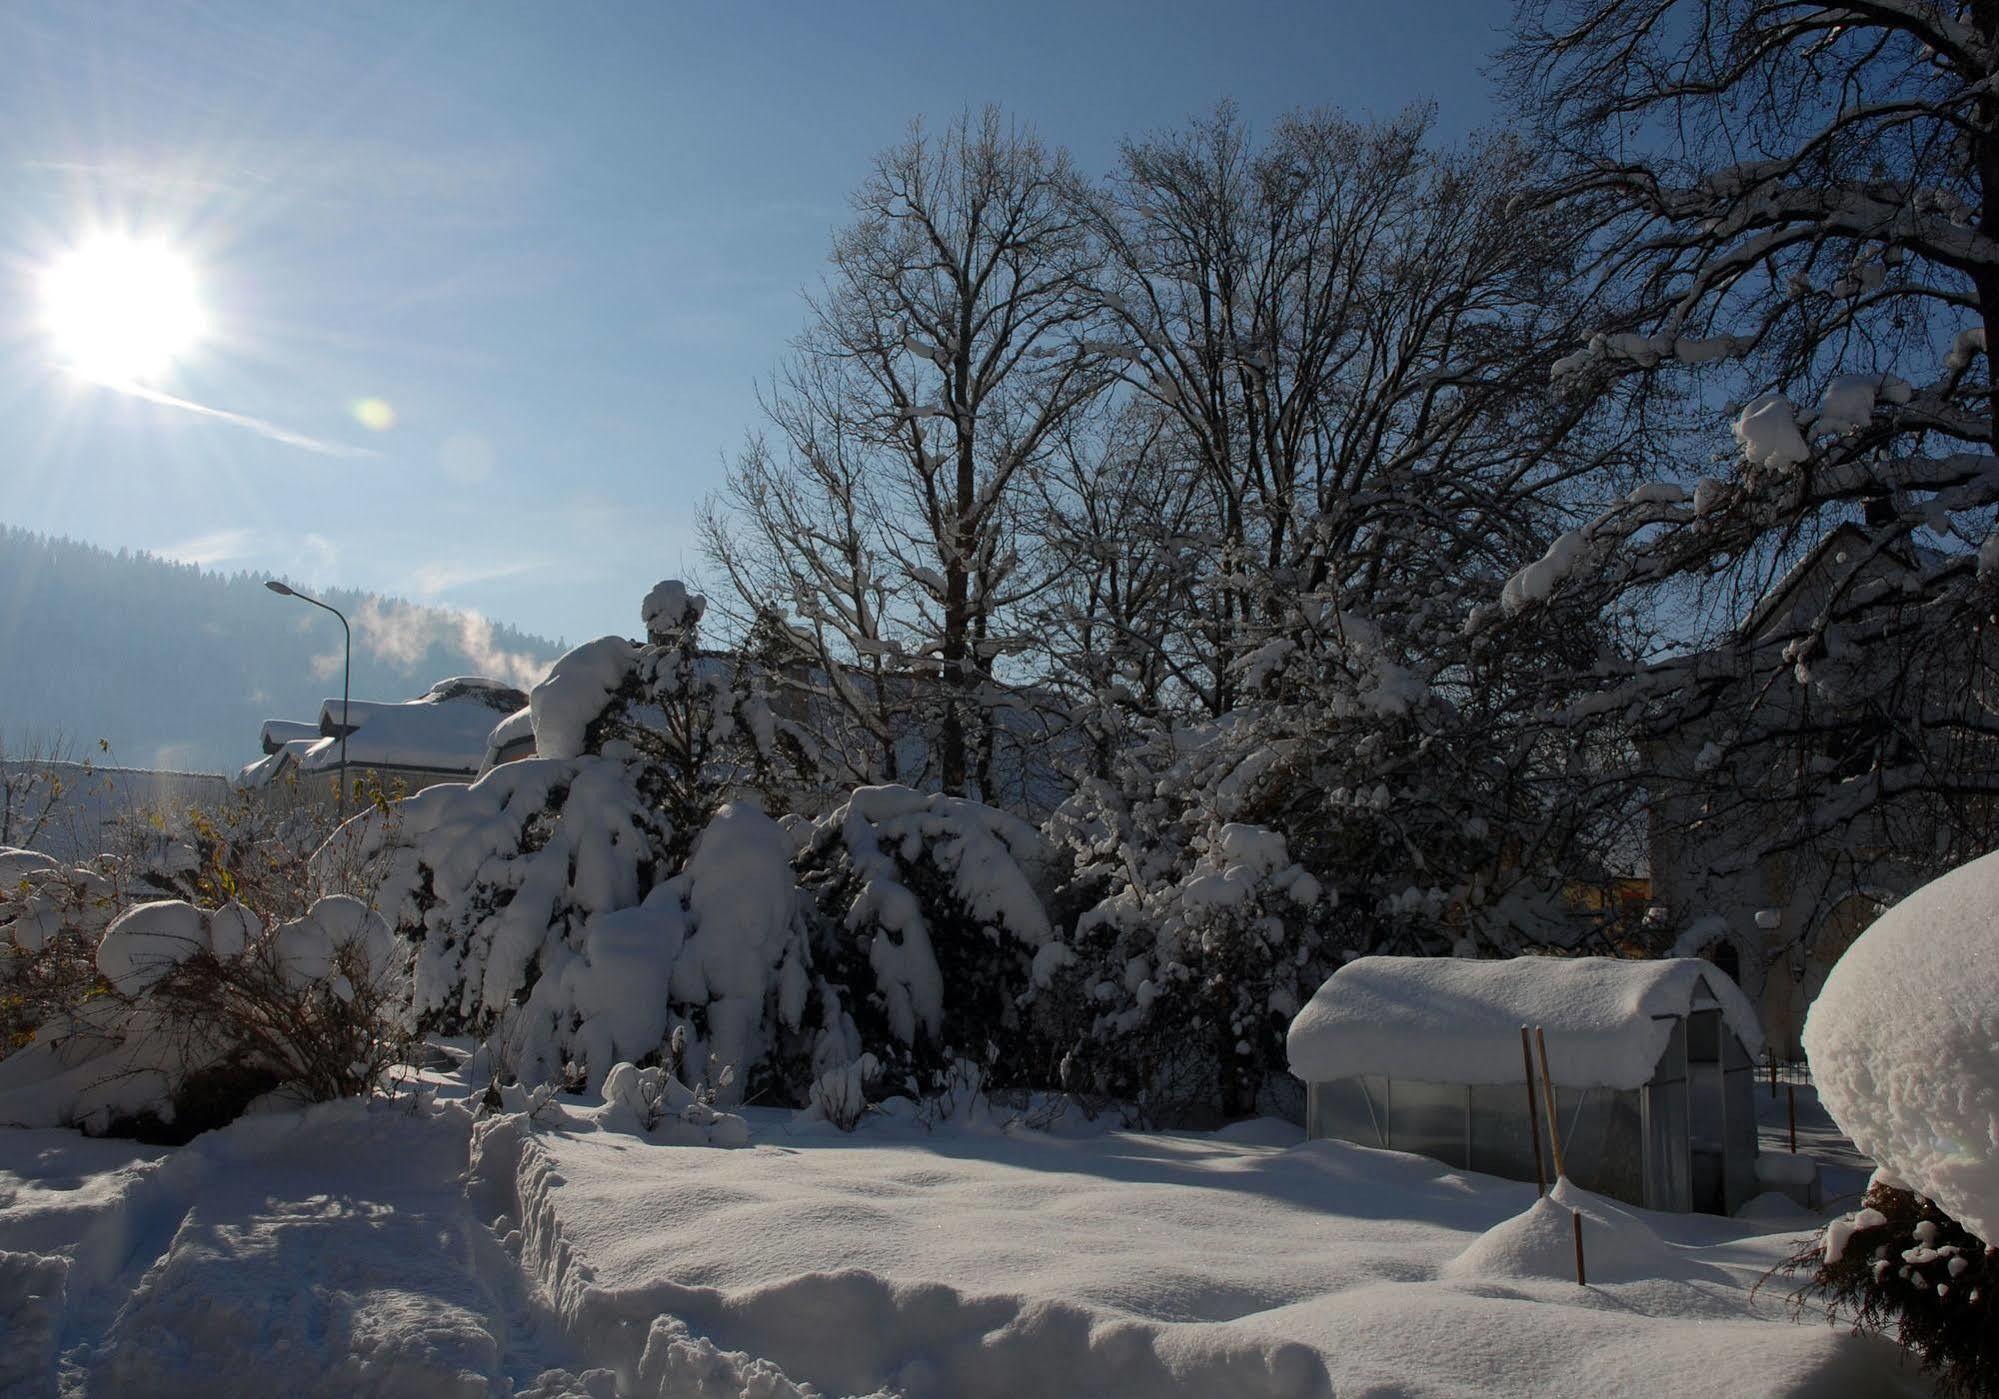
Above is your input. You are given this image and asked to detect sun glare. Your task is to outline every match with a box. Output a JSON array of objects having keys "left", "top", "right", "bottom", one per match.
[{"left": 39, "top": 234, "right": 207, "bottom": 385}]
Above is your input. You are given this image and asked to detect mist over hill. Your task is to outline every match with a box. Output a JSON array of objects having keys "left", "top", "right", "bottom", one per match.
[{"left": 0, "top": 525, "right": 567, "bottom": 773}]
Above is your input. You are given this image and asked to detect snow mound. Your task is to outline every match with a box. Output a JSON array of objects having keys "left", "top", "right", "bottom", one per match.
[
  {"left": 1802, "top": 849, "right": 1999, "bottom": 1243},
  {"left": 97, "top": 901, "right": 208, "bottom": 993},
  {"left": 464, "top": 1108, "right": 1923, "bottom": 1399},
  {"left": 0, "top": 1249, "right": 68, "bottom": 1393},
  {"left": 529, "top": 637, "right": 639, "bottom": 761},
  {"left": 1287, "top": 955, "right": 1762, "bottom": 1090},
  {"left": 269, "top": 895, "right": 396, "bottom": 990},
  {"left": 0, "top": 847, "right": 60, "bottom": 886},
  {"left": 1444, "top": 1181, "right": 1677, "bottom": 1284}
]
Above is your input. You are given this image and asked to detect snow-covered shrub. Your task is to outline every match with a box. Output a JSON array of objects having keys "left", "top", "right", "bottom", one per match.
[
  {"left": 180, "top": 780, "right": 367, "bottom": 920},
  {"left": 0, "top": 850, "right": 119, "bottom": 1052},
  {"left": 1785, "top": 851, "right": 1999, "bottom": 1394},
  {"left": 346, "top": 754, "right": 671, "bottom": 1042},
  {"left": 1045, "top": 778, "right": 1331, "bottom": 1124},
  {"left": 598, "top": 1059, "right": 750, "bottom": 1146},
  {"left": 328, "top": 582, "right": 783, "bottom": 1069},
  {"left": 497, "top": 802, "right": 825, "bottom": 1098},
  {"left": 793, "top": 785, "right": 1059, "bottom": 1099},
  {"left": 1802, "top": 850, "right": 1999, "bottom": 1245},
  {"left": 0, "top": 894, "right": 409, "bottom": 1139},
  {"left": 1788, "top": 1178, "right": 1999, "bottom": 1399},
  {"left": 804, "top": 1052, "right": 880, "bottom": 1130}
]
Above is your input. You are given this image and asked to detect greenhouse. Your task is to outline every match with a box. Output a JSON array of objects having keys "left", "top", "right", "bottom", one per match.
[{"left": 1286, "top": 955, "right": 1765, "bottom": 1214}]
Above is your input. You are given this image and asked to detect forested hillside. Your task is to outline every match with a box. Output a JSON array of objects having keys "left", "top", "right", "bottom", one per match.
[{"left": 0, "top": 526, "right": 563, "bottom": 772}]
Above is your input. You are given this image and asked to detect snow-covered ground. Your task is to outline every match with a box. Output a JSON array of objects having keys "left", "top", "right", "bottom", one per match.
[{"left": 0, "top": 1070, "right": 1927, "bottom": 1398}]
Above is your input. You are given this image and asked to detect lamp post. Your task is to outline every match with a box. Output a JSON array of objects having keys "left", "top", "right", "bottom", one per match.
[{"left": 266, "top": 580, "right": 351, "bottom": 820}]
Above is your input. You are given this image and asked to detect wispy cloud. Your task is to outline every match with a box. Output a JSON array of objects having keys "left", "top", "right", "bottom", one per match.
[
  {"left": 163, "top": 527, "right": 256, "bottom": 567},
  {"left": 409, "top": 556, "right": 545, "bottom": 597},
  {"left": 98, "top": 377, "right": 376, "bottom": 458}
]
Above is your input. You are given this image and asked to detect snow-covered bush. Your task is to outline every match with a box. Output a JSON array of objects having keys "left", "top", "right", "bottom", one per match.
[
  {"left": 1788, "top": 849, "right": 1999, "bottom": 1394},
  {"left": 0, "top": 849, "right": 119, "bottom": 1052},
  {"left": 329, "top": 582, "right": 783, "bottom": 1067},
  {"left": 0, "top": 894, "right": 408, "bottom": 1139},
  {"left": 1045, "top": 777, "right": 1331, "bottom": 1123},
  {"left": 348, "top": 754, "right": 671, "bottom": 1043},
  {"left": 1802, "top": 850, "right": 1999, "bottom": 1247},
  {"left": 1789, "top": 1178, "right": 1999, "bottom": 1399},
  {"left": 804, "top": 1052, "right": 881, "bottom": 1130},
  {"left": 793, "top": 785, "right": 1060, "bottom": 1100},
  {"left": 598, "top": 1059, "right": 750, "bottom": 1146},
  {"left": 497, "top": 802, "right": 826, "bottom": 1098}
]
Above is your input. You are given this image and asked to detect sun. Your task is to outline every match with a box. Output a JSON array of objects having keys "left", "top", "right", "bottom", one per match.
[{"left": 39, "top": 234, "right": 208, "bottom": 385}]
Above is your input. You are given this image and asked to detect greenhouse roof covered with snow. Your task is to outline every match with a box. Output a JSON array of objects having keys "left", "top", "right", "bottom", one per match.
[
  {"left": 1287, "top": 955, "right": 1762, "bottom": 1091},
  {"left": 1288, "top": 956, "right": 1768, "bottom": 1214}
]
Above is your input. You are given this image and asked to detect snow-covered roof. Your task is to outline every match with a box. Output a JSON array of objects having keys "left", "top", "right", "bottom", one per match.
[
  {"left": 298, "top": 696, "right": 511, "bottom": 776},
  {"left": 419, "top": 676, "right": 530, "bottom": 711},
  {"left": 235, "top": 738, "right": 317, "bottom": 790},
  {"left": 481, "top": 705, "right": 536, "bottom": 772},
  {"left": 1741, "top": 522, "right": 1875, "bottom": 641},
  {"left": 1287, "top": 955, "right": 1763, "bottom": 1092},
  {"left": 315, "top": 699, "right": 402, "bottom": 736},
  {"left": 259, "top": 719, "right": 320, "bottom": 755},
  {"left": 314, "top": 680, "right": 524, "bottom": 734},
  {"left": 252, "top": 677, "right": 533, "bottom": 779}
]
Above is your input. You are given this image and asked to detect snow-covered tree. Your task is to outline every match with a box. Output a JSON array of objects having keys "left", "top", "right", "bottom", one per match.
[
  {"left": 1045, "top": 785, "right": 1331, "bottom": 1123},
  {"left": 793, "top": 785, "right": 1062, "bottom": 1098},
  {"left": 1076, "top": 103, "right": 1632, "bottom": 717},
  {"left": 332, "top": 582, "right": 779, "bottom": 1057},
  {"left": 1028, "top": 106, "right": 1650, "bottom": 1042}
]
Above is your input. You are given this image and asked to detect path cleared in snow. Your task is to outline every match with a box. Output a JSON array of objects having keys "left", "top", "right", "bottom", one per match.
[
  {"left": 0, "top": 1101, "right": 611, "bottom": 1398},
  {"left": 0, "top": 1085, "right": 1936, "bottom": 1398}
]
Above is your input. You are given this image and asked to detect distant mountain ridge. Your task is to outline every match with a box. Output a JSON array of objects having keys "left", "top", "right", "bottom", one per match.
[{"left": 0, "top": 525, "right": 567, "bottom": 773}]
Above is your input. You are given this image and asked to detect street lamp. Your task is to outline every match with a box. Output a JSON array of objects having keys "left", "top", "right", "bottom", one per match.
[{"left": 266, "top": 580, "right": 351, "bottom": 820}]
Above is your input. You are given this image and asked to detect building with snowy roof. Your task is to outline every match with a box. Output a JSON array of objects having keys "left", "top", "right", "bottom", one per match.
[
  {"left": 237, "top": 677, "right": 527, "bottom": 800},
  {"left": 1288, "top": 955, "right": 1766, "bottom": 1214}
]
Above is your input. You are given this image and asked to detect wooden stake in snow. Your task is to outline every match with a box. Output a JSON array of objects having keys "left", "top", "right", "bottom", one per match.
[
  {"left": 1788, "top": 1081, "right": 1797, "bottom": 1154},
  {"left": 1533, "top": 1026, "right": 1567, "bottom": 1180},
  {"left": 1532, "top": 1026, "right": 1589, "bottom": 1287},
  {"left": 1520, "top": 1025, "right": 1547, "bottom": 1197}
]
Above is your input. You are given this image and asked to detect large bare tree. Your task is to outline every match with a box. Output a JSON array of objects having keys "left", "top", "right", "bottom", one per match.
[
  {"left": 1077, "top": 103, "right": 1634, "bottom": 714},
  {"left": 704, "top": 108, "right": 1104, "bottom": 799}
]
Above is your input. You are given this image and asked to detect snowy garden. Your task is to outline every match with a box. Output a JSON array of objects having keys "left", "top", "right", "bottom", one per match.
[
  {"left": 11, "top": 0, "right": 1999, "bottom": 1394},
  {"left": 0, "top": 564, "right": 1991, "bottom": 1396}
]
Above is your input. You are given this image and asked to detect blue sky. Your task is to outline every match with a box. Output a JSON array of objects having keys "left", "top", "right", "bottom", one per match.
[{"left": 0, "top": 1, "right": 1504, "bottom": 646}]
